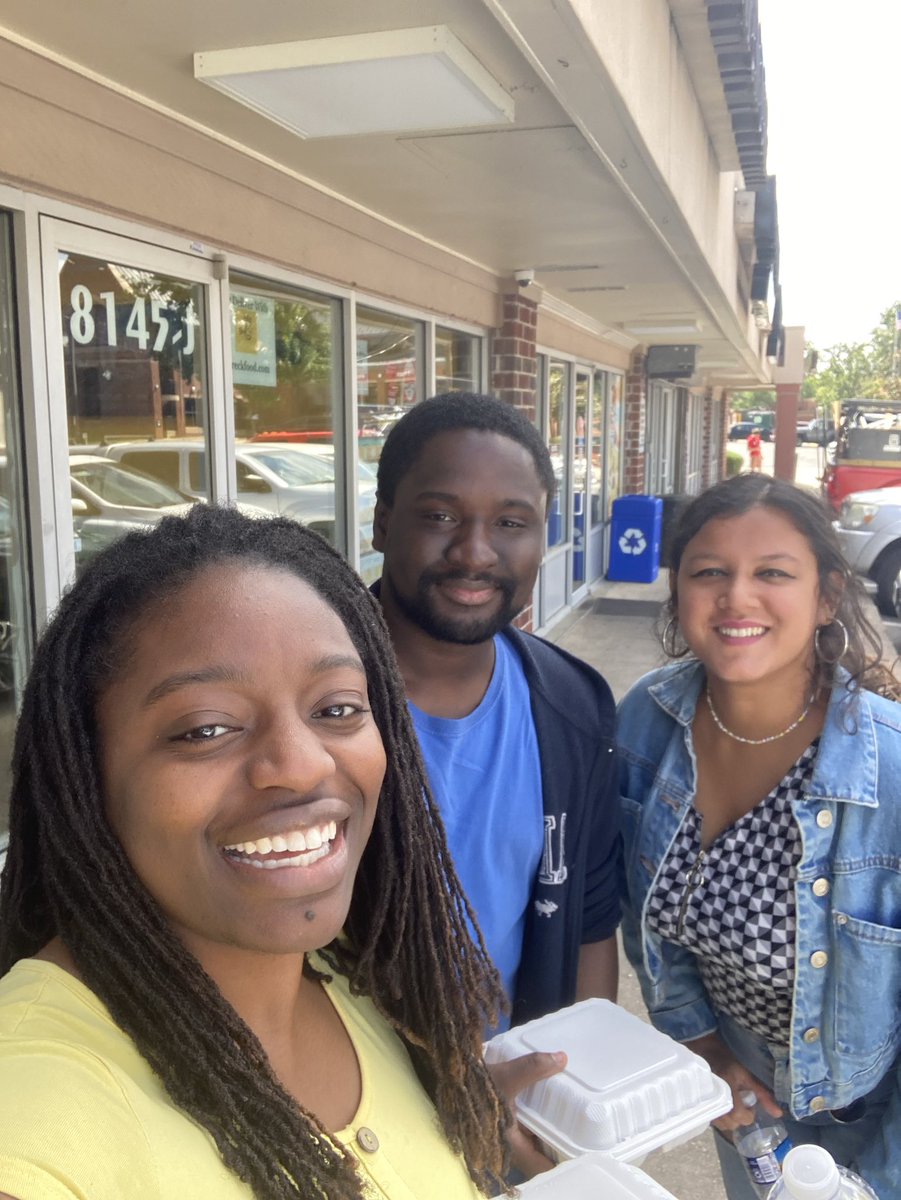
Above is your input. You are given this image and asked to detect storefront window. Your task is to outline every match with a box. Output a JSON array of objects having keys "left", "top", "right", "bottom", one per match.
[
  {"left": 0, "top": 216, "right": 33, "bottom": 831},
  {"left": 355, "top": 307, "right": 422, "bottom": 464},
  {"left": 547, "top": 362, "right": 569, "bottom": 549},
  {"left": 572, "top": 373, "right": 589, "bottom": 586},
  {"left": 435, "top": 327, "right": 480, "bottom": 393},
  {"left": 590, "top": 372, "right": 607, "bottom": 528},
  {"left": 227, "top": 280, "right": 382, "bottom": 582},
  {"left": 58, "top": 252, "right": 209, "bottom": 574}
]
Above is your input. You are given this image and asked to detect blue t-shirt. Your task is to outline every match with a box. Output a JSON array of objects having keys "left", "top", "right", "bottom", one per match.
[{"left": 409, "top": 635, "right": 544, "bottom": 1030}]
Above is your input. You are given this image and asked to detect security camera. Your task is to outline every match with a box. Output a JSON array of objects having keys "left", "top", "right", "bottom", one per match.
[{"left": 514, "top": 268, "right": 535, "bottom": 287}]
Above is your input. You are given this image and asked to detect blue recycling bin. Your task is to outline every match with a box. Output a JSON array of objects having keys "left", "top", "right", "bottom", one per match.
[{"left": 607, "top": 494, "right": 663, "bottom": 582}]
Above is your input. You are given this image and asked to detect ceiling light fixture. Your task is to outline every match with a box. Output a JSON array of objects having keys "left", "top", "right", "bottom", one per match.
[
  {"left": 624, "top": 320, "right": 702, "bottom": 336},
  {"left": 194, "top": 26, "right": 514, "bottom": 139}
]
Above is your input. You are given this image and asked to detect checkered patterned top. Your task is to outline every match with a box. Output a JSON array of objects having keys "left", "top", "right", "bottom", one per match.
[{"left": 646, "top": 741, "right": 818, "bottom": 1044}]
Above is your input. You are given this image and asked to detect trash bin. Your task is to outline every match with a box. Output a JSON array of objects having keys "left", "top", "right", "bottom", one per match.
[
  {"left": 659, "top": 493, "right": 692, "bottom": 569},
  {"left": 607, "top": 494, "right": 662, "bottom": 582}
]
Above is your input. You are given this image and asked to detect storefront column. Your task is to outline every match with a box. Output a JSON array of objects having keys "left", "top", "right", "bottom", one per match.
[
  {"left": 491, "top": 289, "right": 539, "bottom": 420},
  {"left": 623, "top": 347, "right": 647, "bottom": 494},
  {"left": 774, "top": 382, "right": 801, "bottom": 481}
]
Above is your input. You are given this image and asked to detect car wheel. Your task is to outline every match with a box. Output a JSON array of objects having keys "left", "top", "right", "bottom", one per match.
[{"left": 874, "top": 545, "right": 901, "bottom": 617}]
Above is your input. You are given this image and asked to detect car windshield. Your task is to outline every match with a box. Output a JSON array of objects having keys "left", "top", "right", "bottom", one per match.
[
  {"left": 242, "top": 449, "right": 335, "bottom": 487},
  {"left": 70, "top": 462, "right": 187, "bottom": 508}
]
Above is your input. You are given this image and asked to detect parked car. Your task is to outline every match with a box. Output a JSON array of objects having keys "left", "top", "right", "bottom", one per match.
[
  {"left": 728, "top": 420, "right": 772, "bottom": 443},
  {"left": 836, "top": 485, "right": 901, "bottom": 616},
  {"left": 68, "top": 455, "right": 195, "bottom": 566},
  {"left": 102, "top": 440, "right": 376, "bottom": 549},
  {"left": 797, "top": 417, "right": 836, "bottom": 447},
  {"left": 728, "top": 421, "right": 755, "bottom": 440}
]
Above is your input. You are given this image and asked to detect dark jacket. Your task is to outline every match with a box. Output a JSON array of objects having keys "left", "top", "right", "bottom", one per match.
[{"left": 500, "top": 627, "right": 620, "bottom": 1025}]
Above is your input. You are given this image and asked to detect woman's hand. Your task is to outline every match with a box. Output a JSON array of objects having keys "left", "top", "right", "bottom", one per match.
[
  {"left": 685, "top": 1032, "right": 783, "bottom": 1132},
  {"left": 486, "top": 1050, "right": 567, "bottom": 1178}
]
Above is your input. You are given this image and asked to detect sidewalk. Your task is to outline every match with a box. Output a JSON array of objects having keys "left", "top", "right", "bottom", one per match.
[
  {"left": 543, "top": 571, "right": 893, "bottom": 1200},
  {"left": 546, "top": 574, "right": 725, "bottom": 1200}
]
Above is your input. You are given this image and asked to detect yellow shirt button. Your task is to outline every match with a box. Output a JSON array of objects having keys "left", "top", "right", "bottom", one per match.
[
  {"left": 810, "top": 950, "right": 829, "bottom": 968},
  {"left": 356, "top": 1127, "right": 380, "bottom": 1153},
  {"left": 803, "top": 1027, "right": 821, "bottom": 1044},
  {"left": 810, "top": 1096, "right": 827, "bottom": 1113},
  {"left": 816, "top": 810, "right": 833, "bottom": 829},
  {"left": 812, "top": 878, "right": 830, "bottom": 897}
]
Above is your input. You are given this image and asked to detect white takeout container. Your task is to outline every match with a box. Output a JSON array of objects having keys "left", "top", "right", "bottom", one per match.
[
  {"left": 507, "top": 1152, "right": 679, "bottom": 1199},
  {"left": 484, "top": 999, "right": 732, "bottom": 1163}
]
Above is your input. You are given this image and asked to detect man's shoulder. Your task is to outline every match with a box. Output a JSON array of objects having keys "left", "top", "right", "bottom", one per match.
[{"left": 501, "top": 626, "right": 615, "bottom": 732}]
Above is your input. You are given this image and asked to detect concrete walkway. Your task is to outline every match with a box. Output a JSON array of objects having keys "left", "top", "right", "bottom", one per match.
[
  {"left": 543, "top": 571, "right": 892, "bottom": 1200},
  {"left": 546, "top": 574, "right": 725, "bottom": 1200}
]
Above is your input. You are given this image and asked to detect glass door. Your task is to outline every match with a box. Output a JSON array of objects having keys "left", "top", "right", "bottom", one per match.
[
  {"left": 571, "top": 370, "right": 591, "bottom": 592},
  {"left": 0, "top": 213, "right": 34, "bottom": 835},
  {"left": 40, "top": 221, "right": 225, "bottom": 603}
]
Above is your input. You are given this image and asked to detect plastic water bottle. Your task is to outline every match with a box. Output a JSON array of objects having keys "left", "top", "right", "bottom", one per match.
[
  {"left": 733, "top": 1089, "right": 793, "bottom": 1195},
  {"left": 766, "top": 1144, "right": 878, "bottom": 1199}
]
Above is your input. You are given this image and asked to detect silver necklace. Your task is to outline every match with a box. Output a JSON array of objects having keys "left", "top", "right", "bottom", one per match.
[{"left": 705, "top": 684, "right": 816, "bottom": 745}]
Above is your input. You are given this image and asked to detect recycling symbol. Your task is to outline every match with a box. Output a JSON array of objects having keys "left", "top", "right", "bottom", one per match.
[{"left": 618, "top": 527, "right": 647, "bottom": 555}]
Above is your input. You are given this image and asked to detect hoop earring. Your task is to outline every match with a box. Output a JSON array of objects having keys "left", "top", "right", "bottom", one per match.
[
  {"left": 662, "top": 614, "right": 680, "bottom": 657},
  {"left": 814, "top": 618, "right": 849, "bottom": 665}
]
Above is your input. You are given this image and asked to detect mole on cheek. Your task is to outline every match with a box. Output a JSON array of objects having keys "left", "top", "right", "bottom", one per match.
[{"left": 305, "top": 910, "right": 316, "bottom": 922}]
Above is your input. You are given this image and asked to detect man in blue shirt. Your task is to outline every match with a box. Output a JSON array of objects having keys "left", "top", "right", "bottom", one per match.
[{"left": 372, "top": 393, "right": 620, "bottom": 1029}]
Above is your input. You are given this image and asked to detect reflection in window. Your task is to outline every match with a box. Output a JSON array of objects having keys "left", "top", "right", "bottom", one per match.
[
  {"left": 0, "top": 215, "right": 33, "bottom": 832},
  {"left": 230, "top": 281, "right": 339, "bottom": 448},
  {"left": 435, "top": 327, "right": 480, "bottom": 394},
  {"left": 58, "top": 252, "right": 209, "bottom": 575},
  {"left": 547, "top": 362, "right": 569, "bottom": 549},
  {"left": 355, "top": 308, "right": 422, "bottom": 583},
  {"left": 226, "top": 280, "right": 380, "bottom": 573},
  {"left": 572, "top": 374, "right": 589, "bottom": 586},
  {"left": 591, "top": 372, "right": 607, "bottom": 528},
  {"left": 356, "top": 307, "right": 421, "bottom": 452}
]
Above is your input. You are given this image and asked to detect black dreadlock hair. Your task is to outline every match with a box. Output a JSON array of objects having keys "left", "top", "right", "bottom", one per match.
[
  {"left": 0, "top": 505, "right": 509, "bottom": 1198},
  {"left": 376, "top": 392, "right": 556, "bottom": 506}
]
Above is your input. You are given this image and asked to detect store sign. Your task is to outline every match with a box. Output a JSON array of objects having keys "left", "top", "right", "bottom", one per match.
[
  {"left": 231, "top": 293, "right": 276, "bottom": 387},
  {"left": 66, "top": 285, "right": 197, "bottom": 356}
]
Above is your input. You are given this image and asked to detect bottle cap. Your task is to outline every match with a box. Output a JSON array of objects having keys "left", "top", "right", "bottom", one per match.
[{"left": 780, "top": 1145, "right": 840, "bottom": 1200}]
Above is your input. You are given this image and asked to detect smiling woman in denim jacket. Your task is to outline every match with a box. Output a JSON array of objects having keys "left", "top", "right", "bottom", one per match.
[{"left": 617, "top": 474, "right": 901, "bottom": 1199}]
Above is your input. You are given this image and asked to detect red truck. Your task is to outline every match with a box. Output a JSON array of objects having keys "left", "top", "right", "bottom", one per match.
[{"left": 821, "top": 399, "right": 901, "bottom": 510}]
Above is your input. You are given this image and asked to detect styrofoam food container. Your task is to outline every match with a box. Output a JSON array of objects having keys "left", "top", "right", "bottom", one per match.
[
  {"left": 506, "top": 1152, "right": 678, "bottom": 1198},
  {"left": 484, "top": 999, "right": 732, "bottom": 1163}
]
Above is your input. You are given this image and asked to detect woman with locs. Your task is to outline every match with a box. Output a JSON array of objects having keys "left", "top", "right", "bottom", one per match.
[
  {"left": 0, "top": 505, "right": 558, "bottom": 1200},
  {"left": 617, "top": 474, "right": 901, "bottom": 1198}
]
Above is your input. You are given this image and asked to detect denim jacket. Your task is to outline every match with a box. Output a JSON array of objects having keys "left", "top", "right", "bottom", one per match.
[{"left": 617, "top": 661, "right": 901, "bottom": 1191}]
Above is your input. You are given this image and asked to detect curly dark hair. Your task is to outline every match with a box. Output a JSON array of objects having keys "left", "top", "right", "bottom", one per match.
[
  {"left": 0, "top": 505, "right": 509, "bottom": 1198},
  {"left": 661, "top": 473, "right": 901, "bottom": 699},
  {"left": 376, "top": 392, "right": 556, "bottom": 506}
]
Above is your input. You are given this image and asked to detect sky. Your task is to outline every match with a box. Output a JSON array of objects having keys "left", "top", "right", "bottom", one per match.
[{"left": 757, "top": 0, "right": 901, "bottom": 351}]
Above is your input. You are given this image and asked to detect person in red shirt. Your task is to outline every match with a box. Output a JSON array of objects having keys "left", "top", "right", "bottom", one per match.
[{"left": 746, "top": 428, "right": 763, "bottom": 472}]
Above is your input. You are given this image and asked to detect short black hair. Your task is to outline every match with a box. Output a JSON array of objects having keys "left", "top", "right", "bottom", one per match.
[{"left": 376, "top": 392, "right": 556, "bottom": 505}]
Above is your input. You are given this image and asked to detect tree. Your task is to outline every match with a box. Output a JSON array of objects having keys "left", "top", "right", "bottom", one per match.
[
  {"left": 806, "top": 301, "right": 901, "bottom": 410},
  {"left": 730, "top": 388, "right": 775, "bottom": 411}
]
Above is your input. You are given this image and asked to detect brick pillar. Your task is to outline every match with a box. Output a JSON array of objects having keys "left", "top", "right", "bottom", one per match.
[
  {"left": 774, "top": 382, "right": 800, "bottom": 481},
  {"left": 491, "top": 291, "right": 539, "bottom": 420},
  {"left": 492, "top": 290, "right": 540, "bottom": 630},
  {"left": 701, "top": 386, "right": 722, "bottom": 489},
  {"left": 623, "top": 347, "right": 647, "bottom": 493}
]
